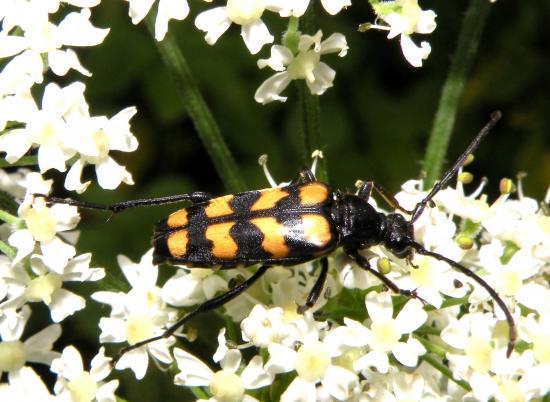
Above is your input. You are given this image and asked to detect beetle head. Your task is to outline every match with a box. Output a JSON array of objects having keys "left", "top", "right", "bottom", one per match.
[{"left": 384, "top": 213, "right": 415, "bottom": 259}]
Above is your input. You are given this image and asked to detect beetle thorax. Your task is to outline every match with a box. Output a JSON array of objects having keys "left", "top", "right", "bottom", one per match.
[{"left": 337, "top": 194, "right": 385, "bottom": 249}]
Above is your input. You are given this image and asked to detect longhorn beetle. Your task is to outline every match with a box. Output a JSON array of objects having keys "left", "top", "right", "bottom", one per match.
[{"left": 40, "top": 111, "right": 516, "bottom": 367}]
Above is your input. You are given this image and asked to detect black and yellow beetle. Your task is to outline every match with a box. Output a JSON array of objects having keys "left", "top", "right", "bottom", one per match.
[{"left": 40, "top": 112, "right": 516, "bottom": 364}]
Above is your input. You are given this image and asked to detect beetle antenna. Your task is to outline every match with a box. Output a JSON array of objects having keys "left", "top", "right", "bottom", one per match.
[
  {"left": 411, "top": 241, "right": 516, "bottom": 357},
  {"left": 410, "top": 111, "right": 502, "bottom": 223}
]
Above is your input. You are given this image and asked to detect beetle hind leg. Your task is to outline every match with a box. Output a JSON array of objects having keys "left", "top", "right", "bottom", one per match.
[
  {"left": 110, "top": 264, "right": 270, "bottom": 368},
  {"left": 297, "top": 257, "right": 329, "bottom": 314}
]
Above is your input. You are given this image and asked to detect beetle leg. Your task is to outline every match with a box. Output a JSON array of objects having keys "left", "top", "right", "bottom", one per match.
[
  {"left": 357, "top": 181, "right": 413, "bottom": 215},
  {"left": 291, "top": 168, "right": 317, "bottom": 185},
  {"left": 297, "top": 257, "right": 329, "bottom": 314},
  {"left": 35, "top": 191, "right": 213, "bottom": 214},
  {"left": 346, "top": 249, "right": 425, "bottom": 303},
  {"left": 356, "top": 181, "right": 373, "bottom": 201},
  {"left": 110, "top": 265, "right": 270, "bottom": 368}
]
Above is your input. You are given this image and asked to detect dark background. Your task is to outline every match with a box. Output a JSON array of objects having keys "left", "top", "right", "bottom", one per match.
[{"left": 32, "top": 0, "right": 549, "bottom": 400}]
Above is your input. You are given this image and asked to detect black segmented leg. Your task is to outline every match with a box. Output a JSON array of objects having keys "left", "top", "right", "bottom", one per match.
[
  {"left": 357, "top": 181, "right": 413, "bottom": 214},
  {"left": 297, "top": 257, "right": 329, "bottom": 314},
  {"left": 111, "top": 265, "right": 270, "bottom": 368},
  {"left": 291, "top": 168, "right": 317, "bottom": 185},
  {"left": 35, "top": 192, "right": 213, "bottom": 213},
  {"left": 346, "top": 249, "right": 424, "bottom": 303}
]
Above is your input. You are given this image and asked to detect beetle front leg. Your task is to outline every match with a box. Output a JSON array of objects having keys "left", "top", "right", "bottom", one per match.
[{"left": 345, "top": 249, "right": 425, "bottom": 303}]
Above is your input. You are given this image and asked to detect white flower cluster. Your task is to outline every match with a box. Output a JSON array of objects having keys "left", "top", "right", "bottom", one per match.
[
  {"left": 121, "top": 0, "right": 439, "bottom": 102},
  {"left": 1, "top": 1, "right": 140, "bottom": 400}
]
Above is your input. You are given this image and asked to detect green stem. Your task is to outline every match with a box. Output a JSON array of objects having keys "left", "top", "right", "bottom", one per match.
[
  {"left": 283, "top": 17, "right": 300, "bottom": 53},
  {"left": 0, "top": 239, "right": 16, "bottom": 259},
  {"left": 0, "top": 209, "right": 19, "bottom": 225},
  {"left": 291, "top": 5, "right": 328, "bottom": 182},
  {"left": 296, "top": 82, "right": 327, "bottom": 181},
  {"left": 145, "top": 16, "right": 246, "bottom": 193},
  {"left": 423, "top": 354, "right": 472, "bottom": 392},
  {"left": 414, "top": 334, "right": 448, "bottom": 358},
  {"left": 189, "top": 387, "right": 209, "bottom": 400},
  {"left": 0, "top": 156, "right": 38, "bottom": 168},
  {"left": 223, "top": 314, "right": 239, "bottom": 343},
  {"left": 423, "top": 0, "right": 492, "bottom": 187}
]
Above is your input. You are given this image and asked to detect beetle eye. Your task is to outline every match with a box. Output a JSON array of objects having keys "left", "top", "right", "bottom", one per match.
[{"left": 391, "top": 244, "right": 411, "bottom": 259}]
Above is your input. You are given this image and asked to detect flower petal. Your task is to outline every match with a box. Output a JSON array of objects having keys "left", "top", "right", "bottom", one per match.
[
  {"left": 241, "top": 20, "right": 273, "bottom": 55},
  {"left": 23, "top": 324, "right": 61, "bottom": 365},
  {"left": 57, "top": 9, "right": 110, "bottom": 47},
  {"left": 320, "top": 0, "right": 351, "bottom": 15},
  {"left": 173, "top": 348, "right": 212, "bottom": 387},
  {"left": 48, "top": 49, "right": 91, "bottom": 77},
  {"left": 395, "top": 298, "right": 427, "bottom": 334},
  {"left": 254, "top": 71, "right": 292, "bottom": 104},
  {"left": 306, "top": 62, "right": 335, "bottom": 95},
  {"left": 127, "top": 0, "right": 155, "bottom": 24},
  {"left": 64, "top": 158, "right": 91, "bottom": 194},
  {"left": 400, "top": 34, "right": 431, "bottom": 67},
  {"left": 365, "top": 291, "right": 393, "bottom": 322},
  {"left": 241, "top": 355, "right": 273, "bottom": 389},
  {"left": 95, "top": 156, "right": 134, "bottom": 190},
  {"left": 195, "top": 7, "right": 232, "bottom": 46},
  {"left": 155, "top": 0, "right": 190, "bottom": 41},
  {"left": 319, "top": 32, "right": 348, "bottom": 56},
  {"left": 49, "top": 288, "right": 85, "bottom": 322}
]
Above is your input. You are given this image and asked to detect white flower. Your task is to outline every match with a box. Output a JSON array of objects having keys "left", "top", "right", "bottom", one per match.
[
  {"left": 0, "top": 306, "right": 61, "bottom": 377},
  {"left": 5, "top": 173, "right": 80, "bottom": 268},
  {"left": 64, "top": 106, "right": 138, "bottom": 193},
  {"left": 240, "top": 305, "right": 293, "bottom": 348},
  {"left": 271, "top": 338, "right": 359, "bottom": 401},
  {"left": 91, "top": 250, "right": 177, "bottom": 379},
  {"left": 353, "top": 292, "right": 427, "bottom": 373},
  {"left": 195, "top": 0, "right": 290, "bottom": 54},
  {"left": 1, "top": 7, "right": 109, "bottom": 79},
  {"left": 174, "top": 347, "right": 272, "bottom": 402},
  {"left": 396, "top": 254, "right": 468, "bottom": 308},
  {"left": 161, "top": 267, "right": 228, "bottom": 307},
  {"left": 0, "top": 81, "right": 138, "bottom": 192},
  {"left": 369, "top": 0, "right": 436, "bottom": 67},
  {"left": 474, "top": 239, "right": 540, "bottom": 300},
  {"left": 255, "top": 30, "right": 348, "bottom": 104},
  {"left": 0, "top": 82, "right": 81, "bottom": 172},
  {"left": 124, "top": 0, "right": 190, "bottom": 41},
  {"left": 520, "top": 313, "right": 550, "bottom": 365},
  {"left": 0, "top": 253, "right": 104, "bottom": 323},
  {"left": 50, "top": 346, "right": 119, "bottom": 402},
  {"left": 0, "top": 366, "right": 57, "bottom": 401}
]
